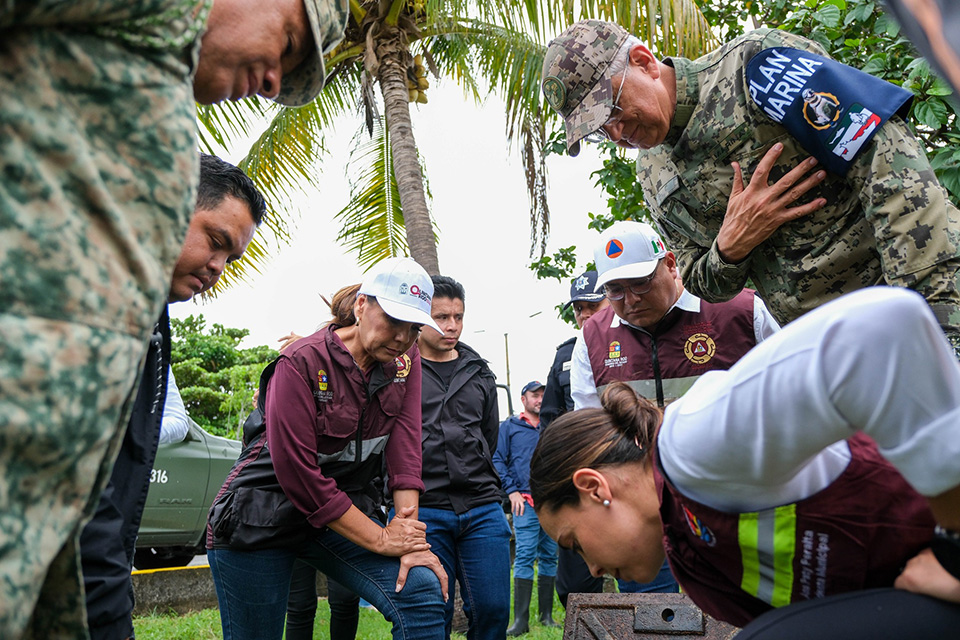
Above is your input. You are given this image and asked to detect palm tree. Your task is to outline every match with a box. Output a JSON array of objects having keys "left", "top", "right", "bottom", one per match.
[{"left": 199, "top": 0, "right": 717, "bottom": 283}]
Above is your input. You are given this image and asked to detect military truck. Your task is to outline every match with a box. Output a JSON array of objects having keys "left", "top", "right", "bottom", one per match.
[{"left": 134, "top": 419, "right": 241, "bottom": 569}]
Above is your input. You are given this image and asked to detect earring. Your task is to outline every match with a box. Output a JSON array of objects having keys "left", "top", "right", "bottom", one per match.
[{"left": 603, "top": 499, "right": 611, "bottom": 507}]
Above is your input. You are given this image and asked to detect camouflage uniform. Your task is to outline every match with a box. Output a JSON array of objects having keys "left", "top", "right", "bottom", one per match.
[
  {"left": 0, "top": 2, "right": 209, "bottom": 638},
  {"left": 635, "top": 29, "right": 960, "bottom": 333}
]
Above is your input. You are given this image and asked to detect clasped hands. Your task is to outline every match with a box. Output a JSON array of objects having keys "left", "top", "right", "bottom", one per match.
[{"left": 716, "top": 142, "right": 828, "bottom": 264}]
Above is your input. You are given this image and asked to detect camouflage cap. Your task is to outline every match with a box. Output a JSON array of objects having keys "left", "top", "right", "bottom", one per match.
[
  {"left": 541, "top": 20, "right": 630, "bottom": 156},
  {"left": 276, "top": 0, "right": 350, "bottom": 107}
]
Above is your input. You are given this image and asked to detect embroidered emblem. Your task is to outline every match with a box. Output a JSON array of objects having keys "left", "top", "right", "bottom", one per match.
[
  {"left": 542, "top": 76, "right": 566, "bottom": 111},
  {"left": 574, "top": 275, "right": 590, "bottom": 291},
  {"left": 608, "top": 341, "right": 621, "bottom": 358},
  {"left": 684, "top": 333, "right": 716, "bottom": 365},
  {"left": 802, "top": 89, "right": 841, "bottom": 130},
  {"left": 606, "top": 239, "right": 624, "bottom": 259},
  {"left": 317, "top": 369, "right": 329, "bottom": 391},
  {"left": 394, "top": 354, "right": 412, "bottom": 378},
  {"left": 683, "top": 505, "right": 716, "bottom": 546},
  {"left": 827, "top": 104, "right": 881, "bottom": 159}
]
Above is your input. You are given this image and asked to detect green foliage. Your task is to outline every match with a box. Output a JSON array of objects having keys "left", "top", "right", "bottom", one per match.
[{"left": 170, "top": 315, "right": 278, "bottom": 438}]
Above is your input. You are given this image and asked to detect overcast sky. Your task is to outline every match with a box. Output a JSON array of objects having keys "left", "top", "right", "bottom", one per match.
[{"left": 172, "top": 84, "right": 613, "bottom": 419}]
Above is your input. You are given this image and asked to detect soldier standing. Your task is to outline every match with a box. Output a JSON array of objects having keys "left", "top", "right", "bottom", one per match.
[{"left": 0, "top": 2, "right": 347, "bottom": 637}]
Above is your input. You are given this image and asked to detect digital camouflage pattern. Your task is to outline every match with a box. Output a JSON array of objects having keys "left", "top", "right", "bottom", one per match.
[
  {"left": 0, "top": 1, "right": 209, "bottom": 637},
  {"left": 633, "top": 29, "right": 960, "bottom": 336},
  {"left": 541, "top": 20, "right": 629, "bottom": 156},
  {"left": 278, "top": 0, "right": 350, "bottom": 106}
]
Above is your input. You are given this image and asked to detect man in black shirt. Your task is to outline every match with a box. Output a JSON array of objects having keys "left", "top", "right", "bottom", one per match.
[{"left": 416, "top": 276, "right": 510, "bottom": 640}]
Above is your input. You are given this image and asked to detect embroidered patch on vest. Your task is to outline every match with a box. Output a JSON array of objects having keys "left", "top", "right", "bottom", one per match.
[
  {"left": 394, "top": 354, "right": 412, "bottom": 379},
  {"left": 604, "top": 341, "right": 627, "bottom": 368},
  {"left": 315, "top": 369, "right": 333, "bottom": 402},
  {"left": 684, "top": 505, "right": 716, "bottom": 546},
  {"left": 684, "top": 333, "right": 716, "bottom": 365}
]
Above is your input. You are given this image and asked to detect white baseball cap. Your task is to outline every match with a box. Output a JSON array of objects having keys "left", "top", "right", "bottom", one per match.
[
  {"left": 358, "top": 258, "right": 442, "bottom": 334},
  {"left": 593, "top": 222, "right": 669, "bottom": 289}
]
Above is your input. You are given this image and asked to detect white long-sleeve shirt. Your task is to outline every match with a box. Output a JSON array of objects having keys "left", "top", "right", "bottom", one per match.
[
  {"left": 158, "top": 366, "right": 189, "bottom": 445},
  {"left": 659, "top": 287, "right": 960, "bottom": 512}
]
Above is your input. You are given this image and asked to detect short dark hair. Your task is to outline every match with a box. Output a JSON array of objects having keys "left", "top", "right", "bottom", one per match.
[
  {"left": 196, "top": 154, "right": 266, "bottom": 226},
  {"left": 431, "top": 275, "right": 465, "bottom": 304}
]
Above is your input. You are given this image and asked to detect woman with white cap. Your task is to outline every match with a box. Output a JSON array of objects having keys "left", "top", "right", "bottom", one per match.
[{"left": 207, "top": 257, "right": 448, "bottom": 640}]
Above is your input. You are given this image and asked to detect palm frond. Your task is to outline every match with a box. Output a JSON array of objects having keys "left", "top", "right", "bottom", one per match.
[{"left": 334, "top": 118, "right": 421, "bottom": 271}]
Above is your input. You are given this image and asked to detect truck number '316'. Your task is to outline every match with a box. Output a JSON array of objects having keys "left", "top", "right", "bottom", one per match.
[{"left": 150, "top": 469, "right": 169, "bottom": 484}]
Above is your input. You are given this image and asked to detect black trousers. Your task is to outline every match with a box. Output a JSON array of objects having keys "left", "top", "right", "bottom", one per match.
[
  {"left": 285, "top": 560, "right": 361, "bottom": 640},
  {"left": 738, "top": 588, "right": 960, "bottom": 639}
]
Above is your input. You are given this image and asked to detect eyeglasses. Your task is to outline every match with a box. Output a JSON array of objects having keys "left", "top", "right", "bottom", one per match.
[
  {"left": 602, "top": 261, "right": 661, "bottom": 300},
  {"left": 584, "top": 66, "right": 629, "bottom": 144}
]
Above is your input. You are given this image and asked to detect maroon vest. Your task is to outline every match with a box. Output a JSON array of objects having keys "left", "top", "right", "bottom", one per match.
[
  {"left": 655, "top": 434, "right": 936, "bottom": 627},
  {"left": 582, "top": 290, "right": 757, "bottom": 406}
]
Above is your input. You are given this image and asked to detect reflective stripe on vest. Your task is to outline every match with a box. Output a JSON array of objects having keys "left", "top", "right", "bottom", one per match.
[
  {"left": 317, "top": 434, "right": 390, "bottom": 466},
  {"left": 597, "top": 375, "right": 701, "bottom": 405},
  {"left": 738, "top": 503, "right": 797, "bottom": 608}
]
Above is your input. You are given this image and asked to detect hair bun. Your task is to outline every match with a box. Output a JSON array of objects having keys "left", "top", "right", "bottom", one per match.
[{"left": 599, "top": 381, "right": 661, "bottom": 446}]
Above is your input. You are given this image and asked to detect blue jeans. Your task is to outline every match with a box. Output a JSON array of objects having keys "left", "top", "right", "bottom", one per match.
[
  {"left": 417, "top": 503, "right": 511, "bottom": 640},
  {"left": 208, "top": 526, "right": 445, "bottom": 640},
  {"left": 512, "top": 506, "right": 558, "bottom": 581},
  {"left": 617, "top": 559, "right": 678, "bottom": 593}
]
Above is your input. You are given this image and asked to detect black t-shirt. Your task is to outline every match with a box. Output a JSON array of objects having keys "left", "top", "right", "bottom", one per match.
[{"left": 426, "top": 356, "right": 458, "bottom": 389}]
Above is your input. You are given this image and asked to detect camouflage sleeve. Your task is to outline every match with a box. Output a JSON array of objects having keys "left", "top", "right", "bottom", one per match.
[
  {"left": 847, "top": 115, "right": 960, "bottom": 320},
  {"left": 652, "top": 209, "right": 752, "bottom": 303},
  {"left": 650, "top": 29, "right": 830, "bottom": 304},
  {"left": 1, "top": 0, "right": 205, "bottom": 37}
]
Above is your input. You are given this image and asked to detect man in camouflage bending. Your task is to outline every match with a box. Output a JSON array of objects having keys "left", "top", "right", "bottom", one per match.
[
  {"left": 0, "top": 1, "right": 346, "bottom": 638},
  {"left": 541, "top": 21, "right": 960, "bottom": 351}
]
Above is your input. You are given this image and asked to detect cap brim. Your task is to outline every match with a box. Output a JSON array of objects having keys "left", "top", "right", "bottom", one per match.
[
  {"left": 563, "top": 75, "right": 613, "bottom": 155},
  {"left": 563, "top": 293, "right": 606, "bottom": 309},
  {"left": 275, "top": 0, "right": 348, "bottom": 107},
  {"left": 595, "top": 260, "right": 659, "bottom": 290},
  {"left": 376, "top": 296, "right": 443, "bottom": 335}
]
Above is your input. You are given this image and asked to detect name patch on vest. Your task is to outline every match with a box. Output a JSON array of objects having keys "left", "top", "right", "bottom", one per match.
[
  {"left": 799, "top": 529, "right": 831, "bottom": 599},
  {"left": 746, "top": 47, "right": 913, "bottom": 175},
  {"left": 605, "top": 341, "right": 627, "bottom": 368}
]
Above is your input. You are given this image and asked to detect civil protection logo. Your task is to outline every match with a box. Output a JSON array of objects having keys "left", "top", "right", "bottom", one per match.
[
  {"left": 395, "top": 354, "right": 412, "bottom": 378},
  {"left": 608, "top": 341, "right": 621, "bottom": 358},
  {"left": 684, "top": 333, "right": 716, "bottom": 365},
  {"left": 317, "top": 369, "right": 329, "bottom": 391},
  {"left": 606, "top": 239, "right": 624, "bottom": 259}
]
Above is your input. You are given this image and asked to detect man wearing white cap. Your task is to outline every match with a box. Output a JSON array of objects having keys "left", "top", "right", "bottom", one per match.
[
  {"left": 571, "top": 221, "right": 779, "bottom": 412},
  {"left": 569, "top": 221, "right": 780, "bottom": 595}
]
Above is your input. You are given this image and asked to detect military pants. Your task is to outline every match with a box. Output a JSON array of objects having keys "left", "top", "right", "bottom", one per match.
[{"left": 0, "top": 3, "right": 203, "bottom": 637}]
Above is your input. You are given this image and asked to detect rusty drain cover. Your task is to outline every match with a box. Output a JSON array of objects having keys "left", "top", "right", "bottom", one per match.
[{"left": 563, "top": 592, "right": 740, "bottom": 639}]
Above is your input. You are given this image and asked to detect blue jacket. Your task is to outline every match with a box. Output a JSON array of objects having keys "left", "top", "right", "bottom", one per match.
[{"left": 493, "top": 414, "right": 541, "bottom": 495}]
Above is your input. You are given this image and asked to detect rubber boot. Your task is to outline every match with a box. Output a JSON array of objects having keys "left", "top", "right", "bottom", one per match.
[
  {"left": 538, "top": 576, "right": 561, "bottom": 628},
  {"left": 506, "top": 577, "right": 533, "bottom": 636}
]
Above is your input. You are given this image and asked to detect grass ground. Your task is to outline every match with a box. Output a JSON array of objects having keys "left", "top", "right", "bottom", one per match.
[{"left": 134, "top": 584, "right": 566, "bottom": 640}]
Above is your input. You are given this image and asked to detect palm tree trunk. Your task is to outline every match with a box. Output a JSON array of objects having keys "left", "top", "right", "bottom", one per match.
[{"left": 376, "top": 29, "right": 440, "bottom": 275}]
